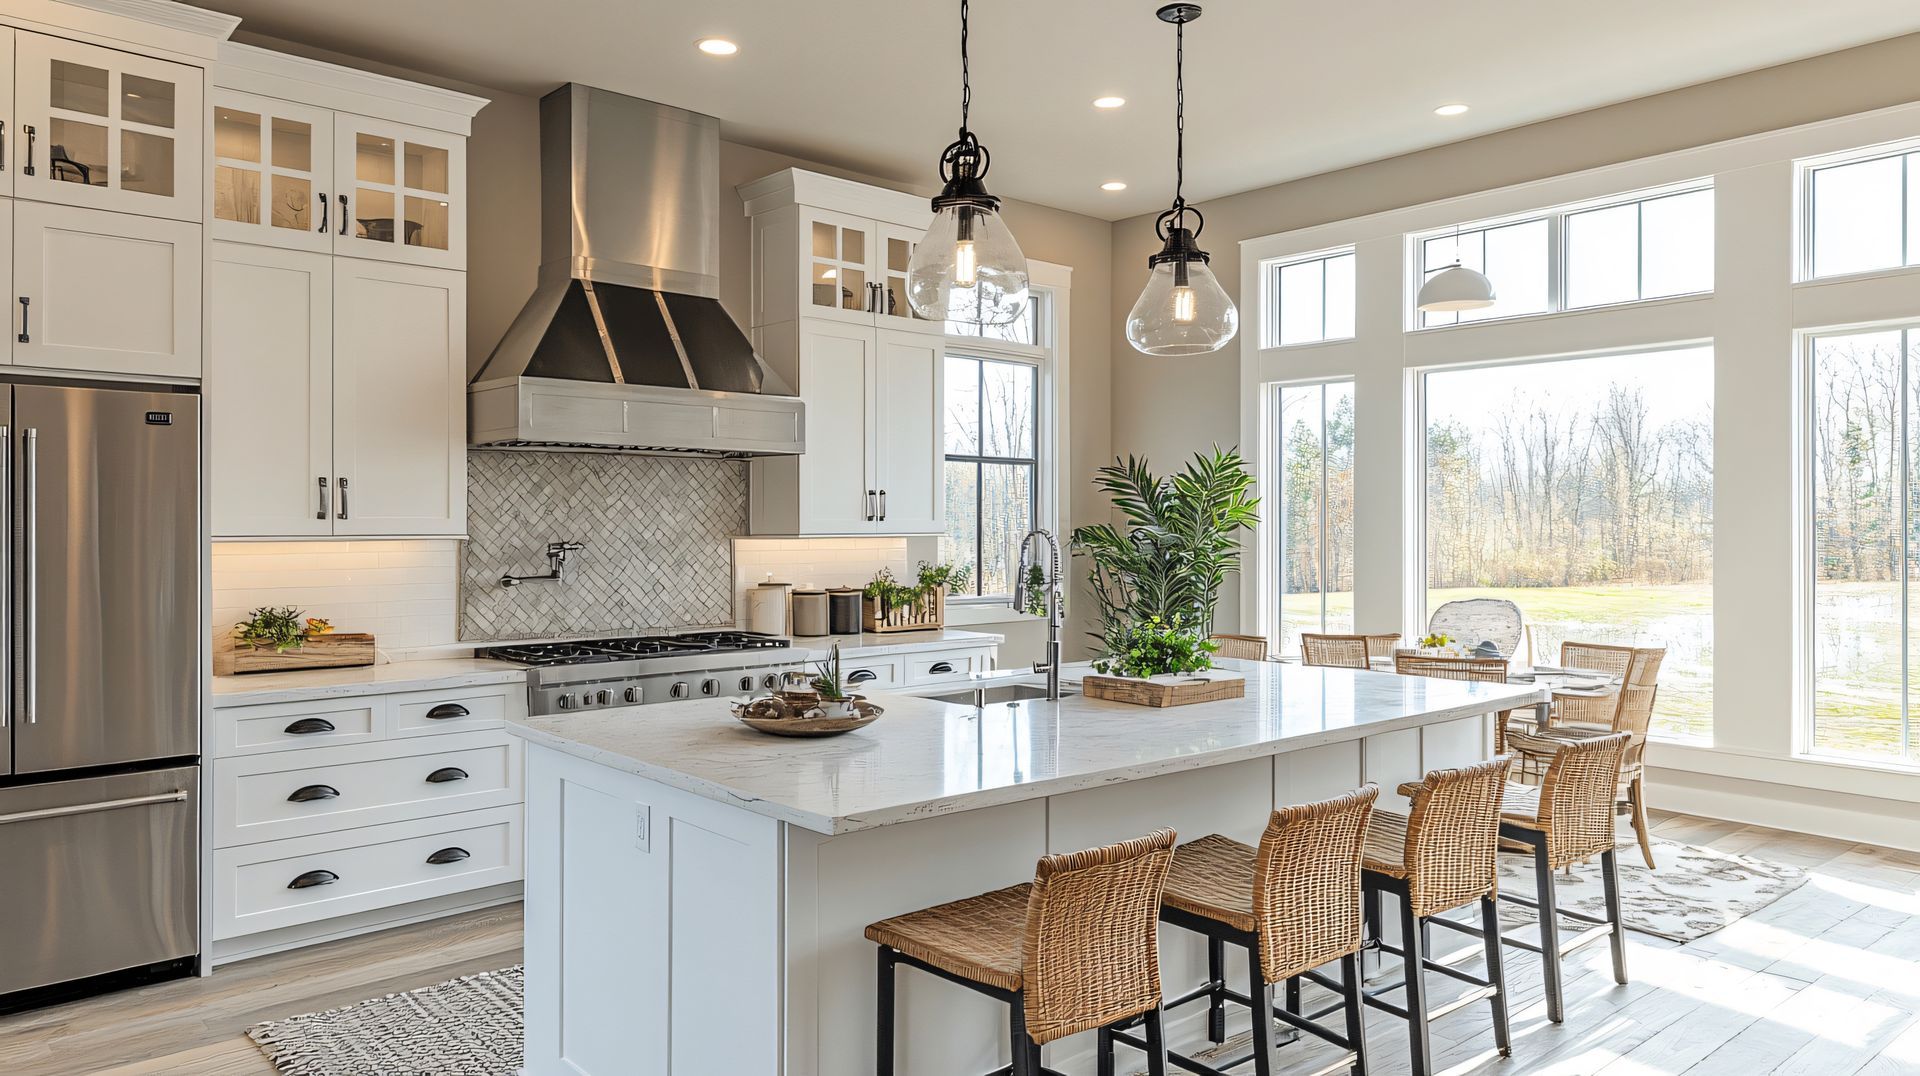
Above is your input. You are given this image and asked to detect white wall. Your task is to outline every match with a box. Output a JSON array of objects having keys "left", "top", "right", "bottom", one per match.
[{"left": 1236, "top": 102, "right": 1920, "bottom": 851}]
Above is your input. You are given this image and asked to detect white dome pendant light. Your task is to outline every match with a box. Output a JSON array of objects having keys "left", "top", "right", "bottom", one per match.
[
  {"left": 1416, "top": 226, "right": 1497, "bottom": 313},
  {"left": 1127, "top": 4, "right": 1237, "bottom": 356},
  {"left": 906, "top": 0, "right": 1029, "bottom": 326}
]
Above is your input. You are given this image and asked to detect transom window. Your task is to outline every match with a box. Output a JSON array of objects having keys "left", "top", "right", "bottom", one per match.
[
  {"left": 1263, "top": 249, "right": 1355, "bottom": 347},
  {"left": 1805, "top": 149, "right": 1920, "bottom": 279},
  {"left": 1417, "top": 219, "right": 1551, "bottom": 328}
]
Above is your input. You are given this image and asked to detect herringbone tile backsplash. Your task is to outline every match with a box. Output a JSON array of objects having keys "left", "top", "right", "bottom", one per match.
[{"left": 461, "top": 451, "right": 747, "bottom": 641}]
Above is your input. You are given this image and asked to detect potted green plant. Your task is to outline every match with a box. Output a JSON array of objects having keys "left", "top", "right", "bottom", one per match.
[
  {"left": 861, "top": 560, "right": 972, "bottom": 632},
  {"left": 1070, "top": 446, "right": 1259, "bottom": 656},
  {"left": 1091, "top": 615, "right": 1218, "bottom": 680},
  {"left": 811, "top": 643, "right": 857, "bottom": 718}
]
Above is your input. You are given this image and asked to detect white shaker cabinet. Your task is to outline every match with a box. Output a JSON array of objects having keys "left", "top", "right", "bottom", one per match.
[
  {"left": 871, "top": 327, "right": 942, "bottom": 533},
  {"left": 331, "top": 114, "right": 464, "bottom": 269},
  {"left": 12, "top": 200, "right": 200, "bottom": 378},
  {"left": 211, "top": 90, "right": 333, "bottom": 253}
]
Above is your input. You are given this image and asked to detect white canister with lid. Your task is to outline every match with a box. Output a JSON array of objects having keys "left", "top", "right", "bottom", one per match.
[{"left": 747, "top": 581, "right": 793, "bottom": 636}]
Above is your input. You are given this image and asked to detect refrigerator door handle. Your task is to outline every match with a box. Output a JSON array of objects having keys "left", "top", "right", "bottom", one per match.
[
  {"left": 0, "top": 423, "right": 8, "bottom": 734},
  {"left": 0, "top": 789, "right": 188, "bottom": 826},
  {"left": 21, "top": 426, "right": 34, "bottom": 726}
]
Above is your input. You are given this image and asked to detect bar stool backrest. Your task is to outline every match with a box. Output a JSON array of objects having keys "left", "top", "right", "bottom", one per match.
[
  {"left": 1393, "top": 653, "right": 1509, "bottom": 684},
  {"left": 1251, "top": 784, "right": 1380, "bottom": 982},
  {"left": 1021, "top": 828, "right": 1177, "bottom": 1045},
  {"left": 1535, "top": 732, "right": 1632, "bottom": 868},
  {"left": 1210, "top": 633, "right": 1269, "bottom": 661},
  {"left": 1301, "top": 634, "right": 1370, "bottom": 669},
  {"left": 1402, "top": 757, "right": 1514, "bottom": 918}
]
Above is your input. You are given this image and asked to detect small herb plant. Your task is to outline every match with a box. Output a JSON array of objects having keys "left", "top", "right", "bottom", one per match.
[
  {"left": 1091, "top": 615, "right": 1217, "bottom": 679},
  {"left": 233, "top": 606, "right": 312, "bottom": 653},
  {"left": 811, "top": 643, "right": 847, "bottom": 701},
  {"left": 862, "top": 560, "right": 973, "bottom": 613}
]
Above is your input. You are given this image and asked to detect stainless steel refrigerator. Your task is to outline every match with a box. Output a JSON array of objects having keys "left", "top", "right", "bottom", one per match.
[{"left": 0, "top": 382, "right": 200, "bottom": 1007}]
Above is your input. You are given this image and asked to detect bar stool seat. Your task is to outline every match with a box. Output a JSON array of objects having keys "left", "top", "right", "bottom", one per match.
[
  {"left": 1360, "top": 810, "right": 1416, "bottom": 878},
  {"left": 865, "top": 884, "right": 1030, "bottom": 992},
  {"left": 1159, "top": 833, "right": 1260, "bottom": 931}
]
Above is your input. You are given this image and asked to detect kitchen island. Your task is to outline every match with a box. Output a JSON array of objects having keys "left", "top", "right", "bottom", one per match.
[{"left": 505, "top": 660, "right": 1546, "bottom": 1076}]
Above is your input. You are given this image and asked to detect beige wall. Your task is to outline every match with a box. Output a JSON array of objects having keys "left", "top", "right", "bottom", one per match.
[{"left": 1110, "top": 30, "right": 1920, "bottom": 633}]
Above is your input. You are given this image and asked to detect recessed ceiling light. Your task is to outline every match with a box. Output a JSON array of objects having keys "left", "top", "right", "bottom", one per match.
[
  {"left": 1434, "top": 103, "right": 1469, "bottom": 116},
  {"left": 1100, "top": 181, "right": 1128, "bottom": 191},
  {"left": 1092, "top": 95, "right": 1126, "bottom": 109},
  {"left": 697, "top": 38, "right": 739, "bottom": 56}
]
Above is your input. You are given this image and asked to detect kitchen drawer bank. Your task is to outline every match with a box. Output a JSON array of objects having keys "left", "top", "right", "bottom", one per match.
[{"left": 207, "top": 660, "right": 528, "bottom": 965}]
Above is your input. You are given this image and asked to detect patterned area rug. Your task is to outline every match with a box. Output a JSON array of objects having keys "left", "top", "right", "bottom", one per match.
[
  {"left": 1496, "top": 837, "right": 1807, "bottom": 942},
  {"left": 248, "top": 965, "right": 523, "bottom": 1075}
]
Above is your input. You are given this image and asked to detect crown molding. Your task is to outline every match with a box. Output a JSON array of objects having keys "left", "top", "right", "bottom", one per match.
[
  {"left": 56, "top": 0, "right": 238, "bottom": 39},
  {"left": 217, "top": 40, "right": 490, "bottom": 135}
]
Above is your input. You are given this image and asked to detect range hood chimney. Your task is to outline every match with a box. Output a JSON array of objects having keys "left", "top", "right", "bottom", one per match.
[{"left": 469, "top": 85, "right": 804, "bottom": 456}]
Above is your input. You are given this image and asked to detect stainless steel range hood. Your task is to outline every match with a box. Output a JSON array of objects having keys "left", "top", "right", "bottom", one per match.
[{"left": 469, "top": 86, "right": 804, "bottom": 456}]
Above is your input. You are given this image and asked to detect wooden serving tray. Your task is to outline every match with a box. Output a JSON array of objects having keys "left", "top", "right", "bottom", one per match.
[
  {"left": 215, "top": 633, "right": 376, "bottom": 676},
  {"left": 1082, "top": 671, "right": 1247, "bottom": 708}
]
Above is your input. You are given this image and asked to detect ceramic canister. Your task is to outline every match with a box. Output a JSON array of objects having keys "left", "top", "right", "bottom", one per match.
[
  {"left": 747, "top": 581, "right": 793, "bottom": 636},
  {"left": 790, "top": 589, "right": 829, "bottom": 637}
]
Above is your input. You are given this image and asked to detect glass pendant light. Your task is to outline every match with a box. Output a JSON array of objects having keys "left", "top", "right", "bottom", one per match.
[
  {"left": 1416, "top": 225, "right": 1496, "bottom": 312},
  {"left": 906, "top": 0, "right": 1028, "bottom": 326},
  {"left": 1127, "top": 3, "right": 1237, "bottom": 357}
]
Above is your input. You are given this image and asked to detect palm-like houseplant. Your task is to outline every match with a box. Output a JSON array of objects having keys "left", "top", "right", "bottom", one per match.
[{"left": 1070, "top": 447, "right": 1259, "bottom": 659}]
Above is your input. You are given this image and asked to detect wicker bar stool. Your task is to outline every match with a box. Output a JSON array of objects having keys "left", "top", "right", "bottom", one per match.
[
  {"left": 867, "top": 829, "right": 1177, "bottom": 1076},
  {"left": 1302, "top": 634, "right": 1371, "bottom": 669},
  {"left": 1211, "top": 634, "right": 1270, "bottom": 662},
  {"left": 1482, "top": 733, "right": 1632, "bottom": 1024},
  {"left": 1121, "top": 786, "right": 1378, "bottom": 1076},
  {"left": 1360, "top": 758, "right": 1514, "bottom": 1076},
  {"left": 1391, "top": 653, "right": 1522, "bottom": 754}
]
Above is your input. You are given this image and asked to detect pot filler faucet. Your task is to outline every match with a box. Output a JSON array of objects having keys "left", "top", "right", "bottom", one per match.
[
  {"left": 501, "top": 541, "right": 585, "bottom": 588},
  {"left": 1012, "top": 529, "right": 1064, "bottom": 701}
]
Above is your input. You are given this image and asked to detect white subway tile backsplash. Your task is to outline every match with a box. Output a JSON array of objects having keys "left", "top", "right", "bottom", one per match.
[
  {"left": 212, "top": 540, "right": 462, "bottom": 659},
  {"left": 731, "top": 537, "right": 911, "bottom": 622}
]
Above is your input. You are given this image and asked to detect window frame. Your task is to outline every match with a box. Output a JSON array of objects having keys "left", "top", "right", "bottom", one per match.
[
  {"left": 1797, "top": 140, "right": 1920, "bottom": 284},
  {"left": 1265, "top": 377, "right": 1356, "bottom": 654},
  {"left": 1260, "top": 246, "right": 1356, "bottom": 349}
]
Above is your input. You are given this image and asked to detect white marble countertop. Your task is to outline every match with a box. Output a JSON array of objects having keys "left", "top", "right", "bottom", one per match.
[
  {"left": 505, "top": 659, "right": 1548, "bottom": 835},
  {"left": 210, "top": 658, "right": 527, "bottom": 708}
]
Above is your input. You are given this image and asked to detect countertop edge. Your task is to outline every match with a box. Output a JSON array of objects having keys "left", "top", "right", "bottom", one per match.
[{"left": 210, "top": 661, "right": 529, "bottom": 708}]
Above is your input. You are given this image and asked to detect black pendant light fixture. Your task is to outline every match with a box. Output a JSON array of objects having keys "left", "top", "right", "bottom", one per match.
[
  {"left": 1126, "top": 3, "right": 1237, "bottom": 356},
  {"left": 905, "top": 0, "right": 1029, "bottom": 327}
]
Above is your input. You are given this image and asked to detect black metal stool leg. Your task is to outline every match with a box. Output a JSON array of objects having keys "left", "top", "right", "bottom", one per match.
[
  {"left": 1284, "top": 974, "right": 1301, "bottom": 1016},
  {"left": 1010, "top": 998, "right": 1035, "bottom": 1076},
  {"left": 1340, "top": 951, "right": 1370, "bottom": 1076},
  {"left": 876, "top": 947, "right": 895, "bottom": 1076},
  {"left": 1534, "top": 841, "right": 1565, "bottom": 1022},
  {"left": 1601, "top": 848, "right": 1629, "bottom": 985},
  {"left": 1363, "top": 886, "right": 1384, "bottom": 978},
  {"left": 1479, "top": 896, "right": 1512, "bottom": 1058},
  {"left": 1207, "top": 934, "right": 1228, "bottom": 1042},
  {"left": 1399, "top": 898, "right": 1433, "bottom": 1076},
  {"left": 1143, "top": 1005, "right": 1171, "bottom": 1076},
  {"left": 1097, "top": 1026, "right": 1116, "bottom": 1076},
  {"left": 1246, "top": 950, "right": 1279, "bottom": 1076}
]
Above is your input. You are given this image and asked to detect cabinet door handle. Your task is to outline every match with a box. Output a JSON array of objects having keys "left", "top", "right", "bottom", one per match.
[
  {"left": 847, "top": 669, "right": 878, "bottom": 684},
  {"left": 287, "top": 784, "right": 340, "bottom": 803},
  {"left": 284, "top": 717, "right": 335, "bottom": 736},
  {"left": 16, "top": 297, "right": 27, "bottom": 344},
  {"left": 21, "top": 124, "right": 33, "bottom": 177},
  {"left": 866, "top": 490, "right": 876, "bottom": 522},
  {"left": 425, "top": 703, "right": 469, "bottom": 721},
  {"left": 879, "top": 489, "right": 887, "bottom": 521},
  {"left": 287, "top": 869, "right": 338, "bottom": 890},
  {"left": 2, "top": 120, "right": 9, "bottom": 172},
  {"left": 335, "top": 476, "right": 349, "bottom": 520},
  {"left": 929, "top": 661, "right": 955, "bottom": 674},
  {"left": 317, "top": 192, "right": 329, "bottom": 233},
  {"left": 338, "top": 194, "right": 349, "bottom": 235},
  {"left": 315, "top": 476, "right": 328, "bottom": 520},
  {"left": 425, "top": 766, "right": 468, "bottom": 784},
  {"left": 426, "top": 847, "right": 471, "bottom": 865}
]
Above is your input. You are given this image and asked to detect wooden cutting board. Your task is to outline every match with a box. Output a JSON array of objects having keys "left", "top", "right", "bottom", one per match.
[
  {"left": 1082, "top": 670, "right": 1246, "bottom": 708},
  {"left": 215, "top": 633, "right": 376, "bottom": 676}
]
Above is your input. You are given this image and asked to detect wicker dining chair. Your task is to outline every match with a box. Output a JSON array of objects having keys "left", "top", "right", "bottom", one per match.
[
  {"left": 1363, "top": 757, "right": 1515, "bottom": 1076},
  {"left": 1364, "top": 634, "right": 1403, "bottom": 661},
  {"left": 1137, "top": 785, "right": 1380, "bottom": 1076},
  {"left": 1210, "top": 633, "right": 1270, "bottom": 662},
  {"left": 1392, "top": 653, "right": 1517, "bottom": 752},
  {"left": 1510, "top": 646, "right": 1665, "bottom": 869},
  {"left": 1302, "top": 633, "right": 1371, "bottom": 669},
  {"left": 867, "top": 829, "right": 1177, "bottom": 1075}
]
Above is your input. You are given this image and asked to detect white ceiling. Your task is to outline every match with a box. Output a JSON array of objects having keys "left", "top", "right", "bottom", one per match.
[{"left": 201, "top": 0, "right": 1920, "bottom": 220}]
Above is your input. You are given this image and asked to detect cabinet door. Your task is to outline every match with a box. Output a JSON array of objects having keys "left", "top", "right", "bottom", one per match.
[
  {"left": 873, "top": 328, "right": 943, "bottom": 534},
  {"left": 800, "top": 208, "right": 878, "bottom": 327},
  {"left": 797, "top": 320, "right": 877, "bottom": 533},
  {"left": 332, "top": 114, "right": 465, "bottom": 268},
  {"left": 875, "top": 221, "right": 941, "bottom": 334},
  {"left": 14, "top": 32, "right": 201, "bottom": 222},
  {"left": 331, "top": 259, "right": 465, "bottom": 536},
  {"left": 211, "top": 90, "right": 333, "bottom": 253},
  {"left": 0, "top": 28, "right": 15, "bottom": 199},
  {"left": 209, "top": 243, "right": 333, "bottom": 537},
  {"left": 13, "top": 200, "right": 200, "bottom": 378}
]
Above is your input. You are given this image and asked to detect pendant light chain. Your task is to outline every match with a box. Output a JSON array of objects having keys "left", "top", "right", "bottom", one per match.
[
  {"left": 958, "top": 0, "right": 972, "bottom": 138},
  {"left": 1172, "top": 14, "right": 1185, "bottom": 222}
]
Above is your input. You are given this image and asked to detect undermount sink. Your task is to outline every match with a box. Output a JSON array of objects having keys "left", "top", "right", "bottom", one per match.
[{"left": 924, "top": 683, "right": 1079, "bottom": 707}]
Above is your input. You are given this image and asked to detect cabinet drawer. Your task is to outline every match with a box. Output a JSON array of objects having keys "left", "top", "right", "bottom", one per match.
[
  {"left": 839, "top": 656, "right": 902, "bottom": 690},
  {"left": 215, "top": 697, "right": 380, "bottom": 758},
  {"left": 211, "top": 806, "right": 522, "bottom": 940},
  {"left": 906, "top": 648, "right": 995, "bottom": 685},
  {"left": 390, "top": 687, "right": 510, "bottom": 737},
  {"left": 212, "top": 733, "right": 521, "bottom": 847}
]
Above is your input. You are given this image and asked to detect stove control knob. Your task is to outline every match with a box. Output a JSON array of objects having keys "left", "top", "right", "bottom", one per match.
[
  {"left": 595, "top": 689, "right": 613, "bottom": 706},
  {"left": 670, "top": 682, "right": 690, "bottom": 700},
  {"left": 701, "top": 678, "right": 719, "bottom": 696},
  {"left": 761, "top": 673, "right": 781, "bottom": 690},
  {"left": 556, "top": 693, "right": 575, "bottom": 710},
  {"left": 739, "top": 675, "right": 756, "bottom": 693},
  {"left": 624, "top": 686, "right": 641, "bottom": 703}
]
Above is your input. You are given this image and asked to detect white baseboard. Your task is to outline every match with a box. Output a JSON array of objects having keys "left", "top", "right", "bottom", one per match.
[
  {"left": 209, "top": 883, "right": 523, "bottom": 967},
  {"left": 1648, "top": 765, "right": 1920, "bottom": 853}
]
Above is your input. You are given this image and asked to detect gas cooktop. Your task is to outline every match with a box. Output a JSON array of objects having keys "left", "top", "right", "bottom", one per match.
[{"left": 486, "top": 631, "right": 790, "bottom": 668}]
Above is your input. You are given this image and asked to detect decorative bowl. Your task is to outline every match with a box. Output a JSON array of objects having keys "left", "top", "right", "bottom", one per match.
[{"left": 732, "top": 695, "right": 883, "bottom": 737}]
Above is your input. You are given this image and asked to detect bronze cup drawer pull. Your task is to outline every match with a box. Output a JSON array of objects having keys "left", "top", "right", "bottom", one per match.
[
  {"left": 928, "top": 661, "right": 955, "bottom": 674},
  {"left": 287, "top": 784, "right": 340, "bottom": 803},
  {"left": 426, "top": 847, "right": 471, "bottom": 865},
  {"left": 425, "top": 767, "right": 469, "bottom": 784},
  {"left": 847, "top": 669, "right": 878, "bottom": 684},
  {"left": 425, "top": 703, "right": 470, "bottom": 720},
  {"left": 283, "top": 717, "right": 336, "bottom": 735},
  {"left": 288, "top": 869, "right": 338, "bottom": 890}
]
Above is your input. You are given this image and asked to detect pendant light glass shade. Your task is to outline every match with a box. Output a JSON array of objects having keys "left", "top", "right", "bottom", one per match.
[
  {"left": 1416, "top": 263, "right": 1497, "bottom": 312},
  {"left": 907, "top": 0, "right": 1028, "bottom": 326}
]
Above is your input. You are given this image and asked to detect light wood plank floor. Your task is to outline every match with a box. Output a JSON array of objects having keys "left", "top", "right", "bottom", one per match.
[{"left": 2, "top": 811, "right": 1917, "bottom": 1075}]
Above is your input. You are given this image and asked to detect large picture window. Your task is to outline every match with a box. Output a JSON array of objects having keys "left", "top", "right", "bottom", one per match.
[
  {"left": 1808, "top": 327, "right": 1920, "bottom": 761},
  {"left": 942, "top": 354, "right": 1039, "bottom": 600},
  {"left": 1422, "top": 347, "right": 1714, "bottom": 739},
  {"left": 1271, "top": 381, "right": 1355, "bottom": 654}
]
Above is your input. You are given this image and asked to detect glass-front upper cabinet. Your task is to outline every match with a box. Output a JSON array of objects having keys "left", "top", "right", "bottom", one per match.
[
  {"left": 211, "top": 89, "right": 332, "bottom": 252},
  {"left": 804, "top": 207, "right": 875, "bottom": 326},
  {"left": 332, "top": 113, "right": 464, "bottom": 269},
  {"left": 14, "top": 32, "right": 201, "bottom": 222},
  {"left": 876, "top": 221, "right": 937, "bottom": 332}
]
